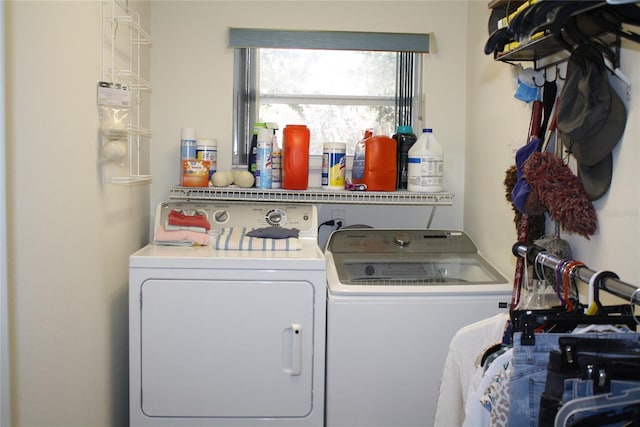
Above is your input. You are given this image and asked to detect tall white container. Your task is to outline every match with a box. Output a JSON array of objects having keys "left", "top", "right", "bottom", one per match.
[
  {"left": 322, "top": 142, "right": 347, "bottom": 189},
  {"left": 196, "top": 138, "right": 217, "bottom": 181},
  {"left": 181, "top": 127, "right": 197, "bottom": 160},
  {"left": 407, "top": 128, "right": 443, "bottom": 192}
]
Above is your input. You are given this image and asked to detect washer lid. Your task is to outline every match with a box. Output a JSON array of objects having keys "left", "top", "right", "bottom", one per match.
[
  {"left": 325, "top": 229, "right": 508, "bottom": 287},
  {"left": 330, "top": 253, "right": 507, "bottom": 286}
]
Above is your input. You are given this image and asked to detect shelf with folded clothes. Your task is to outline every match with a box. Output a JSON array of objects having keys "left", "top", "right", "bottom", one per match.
[{"left": 169, "top": 185, "right": 454, "bottom": 206}]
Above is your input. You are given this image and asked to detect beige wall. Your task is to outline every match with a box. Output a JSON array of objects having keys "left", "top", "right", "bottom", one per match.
[
  {"left": 3, "top": 1, "right": 640, "bottom": 426},
  {"left": 5, "top": 1, "right": 150, "bottom": 425},
  {"left": 149, "top": 1, "right": 470, "bottom": 234}
]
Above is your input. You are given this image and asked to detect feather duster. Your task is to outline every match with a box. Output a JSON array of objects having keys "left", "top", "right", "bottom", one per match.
[{"left": 522, "top": 152, "right": 597, "bottom": 238}]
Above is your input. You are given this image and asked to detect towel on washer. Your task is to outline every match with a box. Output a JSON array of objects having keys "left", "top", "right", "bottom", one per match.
[
  {"left": 213, "top": 227, "right": 301, "bottom": 251},
  {"left": 154, "top": 226, "right": 211, "bottom": 246},
  {"left": 167, "top": 209, "right": 211, "bottom": 231}
]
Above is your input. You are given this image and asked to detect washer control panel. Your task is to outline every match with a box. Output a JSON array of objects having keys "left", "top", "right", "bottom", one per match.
[
  {"left": 155, "top": 201, "right": 317, "bottom": 238},
  {"left": 327, "top": 229, "right": 478, "bottom": 254}
]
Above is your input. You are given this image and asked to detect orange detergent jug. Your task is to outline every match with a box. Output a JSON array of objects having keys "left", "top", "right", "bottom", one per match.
[
  {"left": 282, "top": 124, "right": 310, "bottom": 190},
  {"left": 363, "top": 135, "right": 397, "bottom": 191}
]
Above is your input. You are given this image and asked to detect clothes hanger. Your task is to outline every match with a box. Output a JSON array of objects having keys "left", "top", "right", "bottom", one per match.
[
  {"left": 511, "top": 261, "right": 636, "bottom": 345},
  {"left": 554, "top": 386, "right": 640, "bottom": 427}
]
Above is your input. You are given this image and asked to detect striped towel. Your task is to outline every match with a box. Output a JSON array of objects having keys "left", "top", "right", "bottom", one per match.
[{"left": 212, "top": 228, "right": 302, "bottom": 251}]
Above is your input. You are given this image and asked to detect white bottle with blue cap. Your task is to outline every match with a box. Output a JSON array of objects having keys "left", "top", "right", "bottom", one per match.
[{"left": 407, "top": 128, "right": 443, "bottom": 192}]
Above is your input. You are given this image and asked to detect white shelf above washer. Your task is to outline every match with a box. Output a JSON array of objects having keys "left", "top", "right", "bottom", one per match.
[{"left": 169, "top": 185, "right": 454, "bottom": 206}]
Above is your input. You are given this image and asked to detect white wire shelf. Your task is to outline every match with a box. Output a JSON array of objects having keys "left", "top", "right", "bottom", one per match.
[
  {"left": 105, "top": 69, "right": 152, "bottom": 91},
  {"left": 170, "top": 185, "right": 454, "bottom": 205},
  {"left": 109, "top": 175, "right": 152, "bottom": 185},
  {"left": 102, "top": 0, "right": 152, "bottom": 186}
]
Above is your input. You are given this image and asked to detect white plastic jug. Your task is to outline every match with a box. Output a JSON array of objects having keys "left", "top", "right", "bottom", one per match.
[{"left": 407, "top": 128, "right": 443, "bottom": 192}]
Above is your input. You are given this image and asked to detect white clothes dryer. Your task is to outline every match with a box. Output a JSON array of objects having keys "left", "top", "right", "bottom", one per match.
[
  {"left": 129, "top": 201, "right": 326, "bottom": 427},
  {"left": 324, "top": 228, "right": 511, "bottom": 427}
]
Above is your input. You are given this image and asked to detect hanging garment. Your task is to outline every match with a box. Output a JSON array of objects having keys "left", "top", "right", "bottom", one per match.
[
  {"left": 539, "top": 334, "right": 640, "bottom": 426},
  {"left": 434, "top": 313, "right": 510, "bottom": 427},
  {"left": 507, "top": 331, "right": 640, "bottom": 427},
  {"left": 462, "top": 347, "right": 514, "bottom": 427},
  {"left": 555, "top": 387, "right": 640, "bottom": 427}
]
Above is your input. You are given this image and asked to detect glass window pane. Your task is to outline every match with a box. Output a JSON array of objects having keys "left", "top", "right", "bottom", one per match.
[
  {"left": 259, "top": 49, "right": 397, "bottom": 97},
  {"left": 260, "top": 103, "right": 395, "bottom": 155},
  {"left": 258, "top": 48, "right": 398, "bottom": 155}
]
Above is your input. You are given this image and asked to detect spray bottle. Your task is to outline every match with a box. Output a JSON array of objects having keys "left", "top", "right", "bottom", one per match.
[
  {"left": 267, "top": 122, "right": 281, "bottom": 189},
  {"left": 351, "top": 128, "right": 373, "bottom": 185},
  {"left": 255, "top": 127, "right": 273, "bottom": 189},
  {"left": 248, "top": 122, "right": 267, "bottom": 185}
]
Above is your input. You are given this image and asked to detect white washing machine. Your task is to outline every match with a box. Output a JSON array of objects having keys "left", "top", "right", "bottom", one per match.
[
  {"left": 325, "top": 228, "right": 511, "bottom": 427},
  {"left": 129, "top": 201, "right": 326, "bottom": 427}
]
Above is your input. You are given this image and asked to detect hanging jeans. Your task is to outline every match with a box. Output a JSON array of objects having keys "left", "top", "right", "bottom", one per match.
[
  {"left": 560, "top": 381, "right": 640, "bottom": 426},
  {"left": 508, "top": 332, "right": 640, "bottom": 427},
  {"left": 508, "top": 332, "right": 567, "bottom": 427},
  {"left": 537, "top": 334, "right": 640, "bottom": 426}
]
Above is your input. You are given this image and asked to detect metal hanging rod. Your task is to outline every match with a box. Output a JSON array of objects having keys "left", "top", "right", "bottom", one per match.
[{"left": 512, "top": 243, "right": 640, "bottom": 306}]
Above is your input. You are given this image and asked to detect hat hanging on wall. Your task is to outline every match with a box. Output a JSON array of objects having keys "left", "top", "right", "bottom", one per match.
[{"left": 557, "top": 47, "right": 627, "bottom": 200}]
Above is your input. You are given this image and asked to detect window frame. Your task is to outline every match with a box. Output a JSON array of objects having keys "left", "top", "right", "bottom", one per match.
[{"left": 230, "top": 29, "right": 430, "bottom": 165}]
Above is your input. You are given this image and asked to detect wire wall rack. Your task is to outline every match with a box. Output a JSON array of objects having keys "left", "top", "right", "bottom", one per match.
[
  {"left": 101, "top": 0, "right": 152, "bottom": 185},
  {"left": 170, "top": 186, "right": 454, "bottom": 206}
]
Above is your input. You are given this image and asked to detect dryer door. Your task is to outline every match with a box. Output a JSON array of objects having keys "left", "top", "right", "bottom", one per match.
[{"left": 139, "top": 279, "right": 315, "bottom": 418}]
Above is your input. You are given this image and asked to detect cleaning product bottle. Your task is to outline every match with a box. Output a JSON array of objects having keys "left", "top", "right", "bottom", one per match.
[
  {"left": 282, "top": 124, "right": 310, "bottom": 190},
  {"left": 393, "top": 125, "right": 417, "bottom": 189},
  {"left": 363, "top": 134, "right": 397, "bottom": 191},
  {"left": 407, "top": 128, "right": 444, "bottom": 192},
  {"left": 351, "top": 128, "right": 373, "bottom": 185},
  {"left": 248, "top": 122, "right": 267, "bottom": 184},
  {"left": 322, "top": 142, "right": 347, "bottom": 189},
  {"left": 180, "top": 127, "right": 199, "bottom": 186},
  {"left": 255, "top": 127, "right": 272, "bottom": 189},
  {"left": 270, "top": 125, "right": 282, "bottom": 189}
]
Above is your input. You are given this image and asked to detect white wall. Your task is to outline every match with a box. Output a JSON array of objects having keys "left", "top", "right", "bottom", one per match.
[
  {"left": 5, "top": 1, "right": 150, "bottom": 426},
  {"left": 150, "top": 1, "right": 469, "bottom": 236},
  {"left": 465, "top": 2, "right": 640, "bottom": 291}
]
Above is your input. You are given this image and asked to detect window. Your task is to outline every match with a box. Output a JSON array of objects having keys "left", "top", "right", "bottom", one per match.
[{"left": 230, "top": 29, "right": 430, "bottom": 165}]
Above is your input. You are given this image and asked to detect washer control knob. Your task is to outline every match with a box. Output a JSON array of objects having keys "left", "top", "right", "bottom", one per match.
[
  {"left": 395, "top": 233, "right": 411, "bottom": 247},
  {"left": 265, "top": 208, "right": 287, "bottom": 226},
  {"left": 213, "top": 209, "right": 229, "bottom": 224}
]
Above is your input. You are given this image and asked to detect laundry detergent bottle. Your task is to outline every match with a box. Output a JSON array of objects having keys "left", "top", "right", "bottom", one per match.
[
  {"left": 282, "top": 124, "right": 310, "bottom": 190},
  {"left": 363, "top": 135, "right": 397, "bottom": 191},
  {"left": 351, "top": 128, "right": 373, "bottom": 185},
  {"left": 407, "top": 128, "right": 444, "bottom": 192}
]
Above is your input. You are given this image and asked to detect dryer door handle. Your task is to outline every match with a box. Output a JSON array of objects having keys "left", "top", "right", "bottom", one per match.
[{"left": 284, "top": 323, "right": 302, "bottom": 376}]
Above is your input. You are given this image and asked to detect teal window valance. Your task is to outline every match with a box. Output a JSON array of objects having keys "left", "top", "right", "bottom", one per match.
[{"left": 229, "top": 28, "right": 431, "bottom": 53}]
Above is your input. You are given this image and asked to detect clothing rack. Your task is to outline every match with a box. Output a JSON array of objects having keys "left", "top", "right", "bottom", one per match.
[{"left": 512, "top": 243, "right": 640, "bottom": 306}]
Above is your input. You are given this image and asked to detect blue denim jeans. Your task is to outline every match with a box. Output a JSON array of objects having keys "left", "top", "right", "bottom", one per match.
[
  {"left": 560, "top": 380, "right": 640, "bottom": 427},
  {"left": 508, "top": 332, "right": 640, "bottom": 427},
  {"left": 508, "top": 332, "right": 567, "bottom": 427}
]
